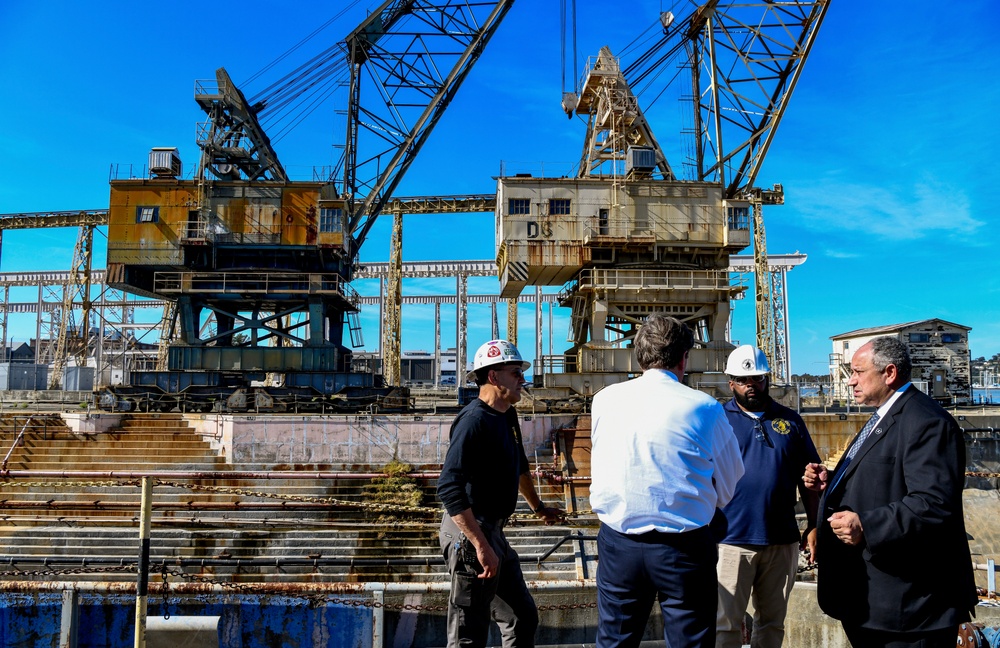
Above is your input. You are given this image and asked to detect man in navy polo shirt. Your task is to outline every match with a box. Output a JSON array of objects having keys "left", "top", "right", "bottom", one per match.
[{"left": 714, "top": 345, "right": 820, "bottom": 648}]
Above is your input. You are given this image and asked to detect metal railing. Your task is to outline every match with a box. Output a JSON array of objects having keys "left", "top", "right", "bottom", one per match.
[
  {"left": 1, "top": 415, "right": 36, "bottom": 471},
  {"left": 152, "top": 272, "right": 360, "bottom": 306},
  {"left": 576, "top": 267, "right": 734, "bottom": 292}
]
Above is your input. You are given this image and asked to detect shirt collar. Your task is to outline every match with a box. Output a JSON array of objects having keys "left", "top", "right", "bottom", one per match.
[
  {"left": 875, "top": 382, "right": 911, "bottom": 419},
  {"left": 644, "top": 368, "right": 680, "bottom": 383}
]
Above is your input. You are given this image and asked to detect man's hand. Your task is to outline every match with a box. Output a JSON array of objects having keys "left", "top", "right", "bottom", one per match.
[
  {"left": 803, "top": 527, "right": 818, "bottom": 563},
  {"left": 828, "top": 511, "right": 864, "bottom": 546},
  {"left": 451, "top": 510, "right": 499, "bottom": 579},
  {"left": 803, "top": 462, "right": 828, "bottom": 491},
  {"left": 534, "top": 505, "right": 564, "bottom": 526},
  {"left": 473, "top": 541, "right": 500, "bottom": 579}
]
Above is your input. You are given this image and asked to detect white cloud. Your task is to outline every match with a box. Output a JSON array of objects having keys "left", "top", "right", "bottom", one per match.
[
  {"left": 823, "top": 249, "right": 861, "bottom": 259},
  {"left": 791, "top": 178, "right": 983, "bottom": 242}
]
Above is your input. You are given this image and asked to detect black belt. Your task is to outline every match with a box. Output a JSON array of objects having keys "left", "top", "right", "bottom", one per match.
[{"left": 475, "top": 516, "right": 507, "bottom": 530}]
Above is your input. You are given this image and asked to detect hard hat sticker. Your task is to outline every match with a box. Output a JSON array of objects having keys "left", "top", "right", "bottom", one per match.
[{"left": 487, "top": 347, "right": 501, "bottom": 357}]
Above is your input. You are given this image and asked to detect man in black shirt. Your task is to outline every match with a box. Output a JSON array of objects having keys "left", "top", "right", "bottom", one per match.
[{"left": 437, "top": 339, "right": 562, "bottom": 648}]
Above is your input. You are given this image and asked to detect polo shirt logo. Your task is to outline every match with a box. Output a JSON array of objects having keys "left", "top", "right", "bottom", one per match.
[{"left": 772, "top": 418, "right": 791, "bottom": 435}]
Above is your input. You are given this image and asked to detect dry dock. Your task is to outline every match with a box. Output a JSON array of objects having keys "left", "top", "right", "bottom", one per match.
[{"left": 0, "top": 407, "right": 996, "bottom": 647}]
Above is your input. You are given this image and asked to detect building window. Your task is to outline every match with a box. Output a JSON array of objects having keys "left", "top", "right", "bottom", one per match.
[
  {"left": 548, "top": 198, "right": 571, "bottom": 215},
  {"left": 319, "top": 208, "right": 343, "bottom": 233},
  {"left": 942, "top": 333, "right": 963, "bottom": 343},
  {"left": 727, "top": 206, "right": 750, "bottom": 230},
  {"left": 509, "top": 199, "right": 530, "bottom": 215},
  {"left": 909, "top": 333, "right": 930, "bottom": 343},
  {"left": 136, "top": 206, "right": 159, "bottom": 223}
]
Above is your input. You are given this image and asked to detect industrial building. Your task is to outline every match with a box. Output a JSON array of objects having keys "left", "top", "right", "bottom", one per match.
[{"left": 829, "top": 319, "right": 973, "bottom": 406}]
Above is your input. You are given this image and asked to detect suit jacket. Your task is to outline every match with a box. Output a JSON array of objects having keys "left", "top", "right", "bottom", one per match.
[{"left": 817, "top": 386, "right": 976, "bottom": 631}]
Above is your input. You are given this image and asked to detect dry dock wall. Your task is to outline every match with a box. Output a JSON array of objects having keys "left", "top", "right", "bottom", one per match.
[
  {"left": 62, "top": 410, "right": 1000, "bottom": 469},
  {"left": 183, "top": 413, "right": 579, "bottom": 466}
]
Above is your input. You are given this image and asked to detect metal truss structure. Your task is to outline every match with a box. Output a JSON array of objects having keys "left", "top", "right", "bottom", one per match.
[
  {"left": 337, "top": 0, "right": 515, "bottom": 257},
  {"left": 0, "top": 270, "right": 165, "bottom": 388},
  {"left": 0, "top": 250, "right": 802, "bottom": 389},
  {"left": 729, "top": 253, "right": 806, "bottom": 384},
  {"left": 0, "top": 201, "right": 804, "bottom": 391}
]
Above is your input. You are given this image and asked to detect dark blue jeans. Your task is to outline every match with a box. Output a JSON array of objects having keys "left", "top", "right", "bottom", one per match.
[{"left": 596, "top": 523, "right": 717, "bottom": 648}]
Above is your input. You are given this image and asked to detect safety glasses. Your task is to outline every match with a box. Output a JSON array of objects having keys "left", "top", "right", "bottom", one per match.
[{"left": 731, "top": 374, "right": 767, "bottom": 385}]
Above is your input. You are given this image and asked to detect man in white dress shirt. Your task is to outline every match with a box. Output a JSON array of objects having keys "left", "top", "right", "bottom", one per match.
[{"left": 590, "top": 314, "right": 744, "bottom": 648}]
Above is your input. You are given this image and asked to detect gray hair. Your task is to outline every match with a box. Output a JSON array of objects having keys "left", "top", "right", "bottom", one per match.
[
  {"left": 869, "top": 336, "right": 912, "bottom": 381},
  {"left": 635, "top": 314, "right": 694, "bottom": 370}
]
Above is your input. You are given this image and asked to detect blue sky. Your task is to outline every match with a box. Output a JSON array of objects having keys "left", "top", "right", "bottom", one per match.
[{"left": 0, "top": 0, "right": 998, "bottom": 376}]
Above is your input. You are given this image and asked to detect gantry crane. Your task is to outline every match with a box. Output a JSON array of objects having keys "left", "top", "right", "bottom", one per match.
[
  {"left": 100, "top": 0, "right": 516, "bottom": 411},
  {"left": 495, "top": 0, "right": 828, "bottom": 397}
]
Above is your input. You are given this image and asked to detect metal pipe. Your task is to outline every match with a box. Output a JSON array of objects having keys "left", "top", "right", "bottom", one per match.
[
  {"left": 0, "top": 500, "right": 431, "bottom": 511},
  {"left": 0, "top": 578, "right": 596, "bottom": 595},
  {"left": 372, "top": 589, "right": 385, "bottom": 648},
  {"left": 0, "top": 541, "right": 582, "bottom": 567},
  {"left": 0, "top": 513, "right": 441, "bottom": 528},
  {"left": 3, "top": 556, "right": 446, "bottom": 568},
  {"left": 0, "top": 467, "right": 574, "bottom": 482},
  {"left": 536, "top": 533, "right": 597, "bottom": 564},
  {"left": 534, "top": 472, "right": 592, "bottom": 483},
  {"left": 1, "top": 415, "right": 36, "bottom": 472},
  {"left": 0, "top": 469, "right": 442, "bottom": 480},
  {"left": 134, "top": 476, "right": 152, "bottom": 648},
  {"left": 59, "top": 588, "right": 78, "bottom": 648}
]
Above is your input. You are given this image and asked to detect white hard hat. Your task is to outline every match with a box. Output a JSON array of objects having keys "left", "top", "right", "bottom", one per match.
[
  {"left": 467, "top": 339, "right": 530, "bottom": 382},
  {"left": 725, "top": 345, "right": 771, "bottom": 376}
]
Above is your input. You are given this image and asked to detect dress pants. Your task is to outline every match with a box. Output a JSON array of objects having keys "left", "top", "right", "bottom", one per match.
[
  {"left": 440, "top": 514, "right": 538, "bottom": 648},
  {"left": 715, "top": 542, "right": 798, "bottom": 648},
  {"left": 843, "top": 624, "right": 957, "bottom": 648},
  {"left": 596, "top": 523, "right": 717, "bottom": 648}
]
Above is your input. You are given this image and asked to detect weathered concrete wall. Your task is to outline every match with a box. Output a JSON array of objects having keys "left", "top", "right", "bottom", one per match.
[
  {"left": 61, "top": 412, "right": 123, "bottom": 435},
  {"left": 0, "top": 390, "right": 92, "bottom": 405},
  {"left": 800, "top": 413, "right": 867, "bottom": 463},
  {"left": 204, "top": 413, "right": 578, "bottom": 467},
  {"left": 801, "top": 411, "right": 1000, "bottom": 465},
  {"left": 785, "top": 582, "right": 1000, "bottom": 648}
]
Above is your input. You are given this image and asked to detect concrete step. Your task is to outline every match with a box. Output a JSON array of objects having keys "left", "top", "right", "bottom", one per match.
[
  {"left": 8, "top": 450, "right": 222, "bottom": 463},
  {"left": 19, "top": 435, "right": 213, "bottom": 445},
  {"left": 7, "top": 449, "right": 216, "bottom": 461},
  {"left": 2, "top": 462, "right": 228, "bottom": 471},
  {"left": 19, "top": 432, "right": 210, "bottom": 443},
  {"left": 115, "top": 425, "right": 196, "bottom": 433}
]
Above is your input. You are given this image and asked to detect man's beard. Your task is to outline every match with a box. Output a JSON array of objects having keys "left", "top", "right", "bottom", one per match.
[{"left": 734, "top": 386, "right": 771, "bottom": 411}]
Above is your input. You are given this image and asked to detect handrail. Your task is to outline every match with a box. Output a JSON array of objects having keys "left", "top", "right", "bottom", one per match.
[
  {"left": 1, "top": 415, "right": 36, "bottom": 472},
  {"left": 535, "top": 531, "right": 598, "bottom": 564}
]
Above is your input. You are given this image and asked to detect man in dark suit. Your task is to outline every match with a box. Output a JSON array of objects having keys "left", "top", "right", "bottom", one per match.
[{"left": 803, "top": 336, "right": 976, "bottom": 648}]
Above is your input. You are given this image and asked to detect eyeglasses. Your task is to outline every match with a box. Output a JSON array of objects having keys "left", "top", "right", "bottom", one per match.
[
  {"left": 753, "top": 419, "right": 773, "bottom": 447},
  {"left": 496, "top": 366, "right": 525, "bottom": 380},
  {"left": 731, "top": 374, "right": 767, "bottom": 385}
]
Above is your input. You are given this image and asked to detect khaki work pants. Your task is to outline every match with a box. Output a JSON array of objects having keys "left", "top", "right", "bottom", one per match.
[{"left": 715, "top": 542, "right": 798, "bottom": 648}]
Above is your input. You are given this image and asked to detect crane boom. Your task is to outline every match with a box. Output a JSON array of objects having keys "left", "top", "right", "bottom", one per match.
[
  {"left": 342, "top": 0, "right": 516, "bottom": 258},
  {"left": 689, "top": 0, "right": 829, "bottom": 198},
  {"left": 195, "top": 68, "right": 288, "bottom": 182}
]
